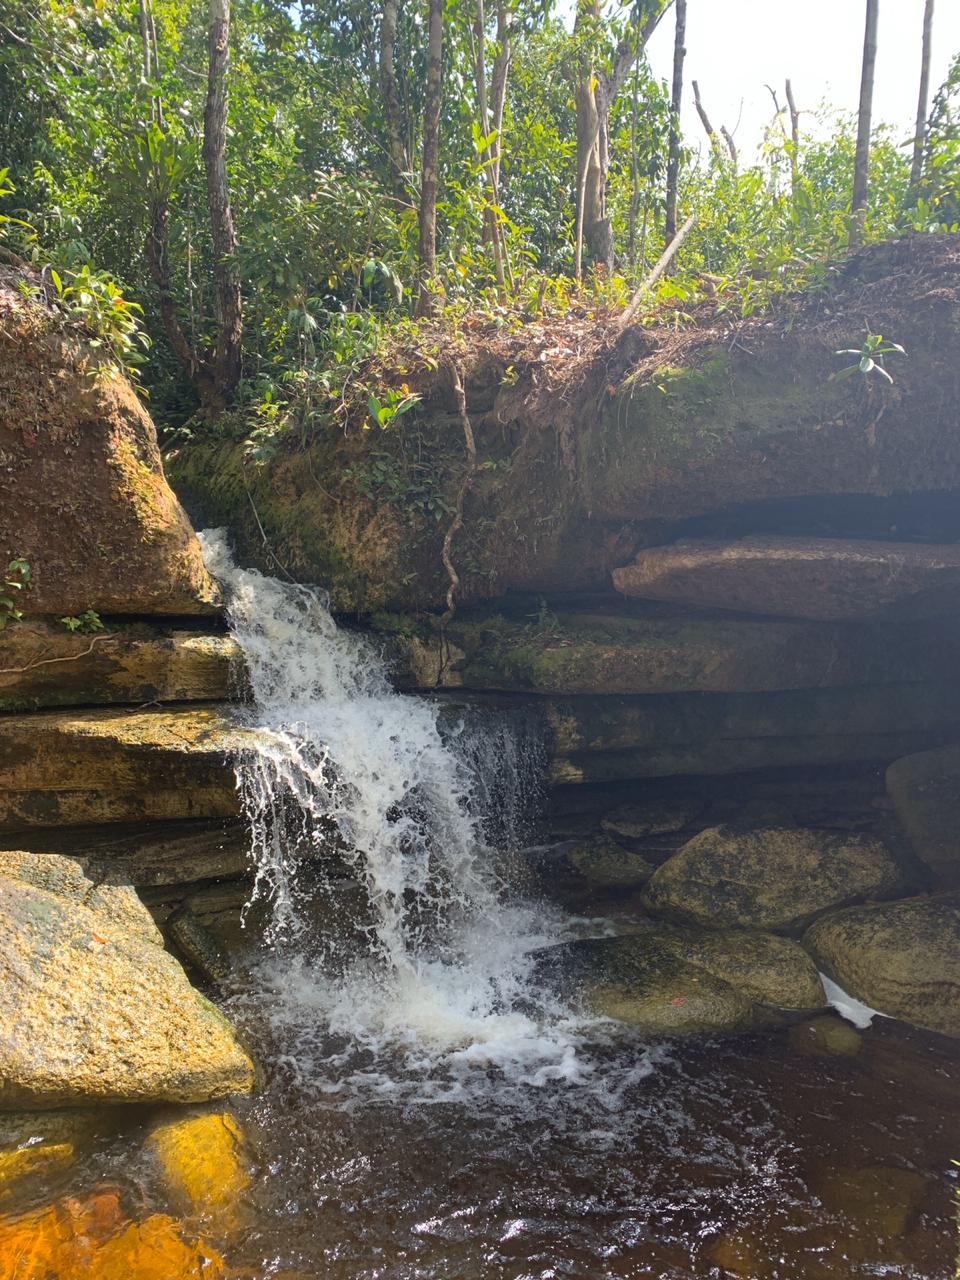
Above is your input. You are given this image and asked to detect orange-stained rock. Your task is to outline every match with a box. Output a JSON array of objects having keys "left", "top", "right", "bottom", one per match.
[
  {"left": 146, "top": 1111, "right": 250, "bottom": 1229},
  {"left": 0, "top": 1196, "right": 225, "bottom": 1280}
]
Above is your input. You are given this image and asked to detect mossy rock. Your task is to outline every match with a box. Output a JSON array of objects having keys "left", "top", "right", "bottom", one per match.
[
  {"left": 644, "top": 826, "right": 903, "bottom": 932},
  {"left": 565, "top": 833, "right": 654, "bottom": 889},
  {"left": 803, "top": 891, "right": 960, "bottom": 1037},
  {"left": 886, "top": 743, "right": 960, "bottom": 887},
  {"left": 535, "top": 923, "right": 825, "bottom": 1036}
]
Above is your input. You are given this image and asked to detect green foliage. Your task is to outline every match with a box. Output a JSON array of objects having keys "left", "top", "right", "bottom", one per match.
[
  {"left": 34, "top": 264, "right": 150, "bottom": 384},
  {"left": 59, "top": 610, "right": 106, "bottom": 635},
  {"left": 832, "top": 333, "right": 906, "bottom": 385},
  {"left": 0, "top": 560, "right": 32, "bottom": 632}
]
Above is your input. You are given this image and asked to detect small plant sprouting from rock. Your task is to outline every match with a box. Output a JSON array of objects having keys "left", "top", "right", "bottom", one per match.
[
  {"left": 0, "top": 559, "right": 31, "bottom": 631},
  {"left": 60, "top": 610, "right": 105, "bottom": 635},
  {"left": 832, "top": 333, "right": 906, "bottom": 385}
]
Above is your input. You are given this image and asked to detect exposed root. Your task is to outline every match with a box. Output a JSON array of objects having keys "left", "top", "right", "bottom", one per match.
[
  {"left": 0, "top": 632, "right": 115, "bottom": 677},
  {"left": 440, "top": 362, "right": 478, "bottom": 619}
]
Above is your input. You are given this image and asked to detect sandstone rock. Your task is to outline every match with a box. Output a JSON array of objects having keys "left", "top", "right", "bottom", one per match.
[
  {"left": 0, "top": 623, "right": 241, "bottom": 712},
  {"left": 166, "top": 909, "right": 233, "bottom": 984},
  {"left": 0, "top": 705, "right": 249, "bottom": 831},
  {"left": 0, "top": 273, "right": 219, "bottom": 617},
  {"left": 788, "top": 1015, "right": 862, "bottom": 1058},
  {"left": 644, "top": 827, "right": 902, "bottom": 932},
  {"left": 803, "top": 892, "right": 960, "bottom": 1037},
  {"left": 565, "top": 833, "right": 654, "bottom": 889},
  {"left": 600, "top": 795, "right": 704, "bottom": 841},
  {"left": 405, "top": 611, "right": 960, "bottom": 696},
  {"left": 812, "top": 1165, "right": 928, "bottom": 1239},
  {"left": 536, "top": 924, "right": 825, "bottom": 1035},
  {"left": 0, "top": 869, "right": 256, "bottom": 1107},
  {"left": 612, "top": 536, "right": 960, "bottom": 620},
  {"left": 146, "top": 1111, "right": 249, "bottom": 1229},
  {"left": 886, "top": 744, "right": 960, "bottom": 887},
  {"left": 0, "top": 1110, "right": 102, "bottom": 1197}
]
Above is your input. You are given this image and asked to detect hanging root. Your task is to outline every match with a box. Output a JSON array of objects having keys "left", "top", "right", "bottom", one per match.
[{"left": 440, "top": 362, "right": 478, "bottom": 620}]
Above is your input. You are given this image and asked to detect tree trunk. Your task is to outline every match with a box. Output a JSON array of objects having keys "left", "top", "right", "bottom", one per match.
[
  {"left": 850, "top": 0, "right": 879, "bottom": 247},
  {"left": 664, "top": 0, "right": 686, "bottom": 245},
  {"left": 908, "top": 0, "right": 935, "bottom": 199},
  {"left": 785, "top": 78, "right": 800, "bottom": 195},
  {"left": 416, "top": 0, "right": 443, "bottom": 317},
  {"left": 489, "top": 2, "right": 512, "bottom": 191},
  {"left": 202, "top": 0, "right": 243, "bottom": 410},
  {"left": 379, "top": 0, "right": 409, "bottom": 195},
  {"left": 473, "top": 0, "right": 506, "bottom": 299}
]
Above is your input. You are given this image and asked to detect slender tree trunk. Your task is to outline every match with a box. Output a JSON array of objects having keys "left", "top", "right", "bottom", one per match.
[
  {"left": 908, "top": 0, "right": 935, "bottom": 200},
  {"left": 416, "top": 0, "right": 443, "bottom": 317},
  {"left": 785, "top": 78, "right": 800, "bottom": 195},
  {"left": 473, "top": 0, "right": 506, "bottom": 299},
  {"left": 664, "top": 0, "right": 686, "bottom": 245},
  {"left": 850, "top": 0, "right": 879, "bottom": 247},
  {"left": 692, "top": 80, "right": 718, "bottom": 150},
  {"left": 379, "top": 0, "right": 409, "bottom": 195},
  {"left": 490, "top": 2, "right": 512, "bottom": 191},
  {"left": 203, "top": 0, "right": 242, "bottom": 409}
]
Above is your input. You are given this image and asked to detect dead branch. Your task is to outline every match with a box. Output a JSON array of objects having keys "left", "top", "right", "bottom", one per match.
[{"left": 618, "top": 212, "right": 697, "bottom": 331}]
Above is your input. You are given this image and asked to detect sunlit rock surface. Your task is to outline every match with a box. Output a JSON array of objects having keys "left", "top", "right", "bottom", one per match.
[
  {"left": 146, "top": 1110, "right": 250, "bottom": 1231},
  {"left": 612, "top": 536, "right": 960, "bottom": 620},
  {"left": 0, "top": 623, "right": 241, "bottom": 712},
  {"left": 804, "top": 891, "right": 960, "bottom": 1037},
  {"left": 0, "top": 854, "right": 255, "bottom": 1107}
]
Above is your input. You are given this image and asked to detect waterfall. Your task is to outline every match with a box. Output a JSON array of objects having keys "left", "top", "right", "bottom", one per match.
[{"left": 200, "top": 531, "right": 604, "bottom": 1098}]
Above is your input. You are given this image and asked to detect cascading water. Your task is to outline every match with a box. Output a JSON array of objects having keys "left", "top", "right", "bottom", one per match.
[{"left": 199, "top": 530, "right": 620, "bottom": 1100}]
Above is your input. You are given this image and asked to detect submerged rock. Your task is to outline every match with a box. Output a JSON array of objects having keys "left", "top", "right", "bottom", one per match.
[
  {"left": 644, "top": 826, "right": 903, "bottom": 932},
  {"left": 0, "top": 623, "right": 241, "bottom": 713},
  {"left": 803, "top": 892, "right": 960, "bottom": 1038},
  {"left": 0, "top": 857, "right": 256, "bottom": 1108},
  {"left": 564, "top": 833, "right": 654, "bottom": 890},
  {"left": 146, "top": 1110, "right": 250, "bottom": 1230},
  {"left": 536, "top": 924, "right": 825, "bottom": 1036},
  {"left": 612, "top": 536, "right": 960, "bottom": 620},
  {"left": 788, "top": 1015, "right": 862, "bottom": 1058},
  {"left": 0, "top": 1110, "right": 103, "bottom": 1197},
  {"left": 0, "top": 705, "right": 249, "bottom": 830},
  {"left": 0, "top": 268, "right": 218, "bottom": 617},
  {"left": 886, "top": 743, "right": 960, "bottom": 887}
]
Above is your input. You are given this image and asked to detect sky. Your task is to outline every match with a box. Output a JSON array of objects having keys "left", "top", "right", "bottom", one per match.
[{"left": 643, "top": 1, "right": 960, "bottom": 162}]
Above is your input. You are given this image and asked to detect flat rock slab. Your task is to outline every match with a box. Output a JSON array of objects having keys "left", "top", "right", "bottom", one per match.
[
  {"left": 644, "top": 826, "right": 903, "bottom": 933},
  {"left": 0, "top": 854, "right": 256, "bottom": 1107},
  {"left": 0, "top": 623, "right": 242, "bottom": 711},
  {"left": 613, "top": 536, "right": 960, "bottom": 620},
  {"left": 536, "top": 924, "right": 825, "bottom": 1036},
  {"left": 0, "top": 704, "right": 252, "bottom": 831},
  {"left": 886, "top": 744, "right": 960, "bottom": 888},
  {"left": 804, "top": 892, "right": 960, "bottom": 1038}
]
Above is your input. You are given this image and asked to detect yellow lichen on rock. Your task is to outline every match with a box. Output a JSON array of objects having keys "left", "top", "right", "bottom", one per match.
[
  {"left": 146, "top": 1110, "right": 250, "bottom": 1231},
  {"left": 0, "top": 1111, "right": 102, "bottom": 1199}
]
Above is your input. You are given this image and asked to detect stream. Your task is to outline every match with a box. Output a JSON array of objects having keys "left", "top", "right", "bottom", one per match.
[{"left": 7, "top": 534, "right": 959, "bottom": 1279}]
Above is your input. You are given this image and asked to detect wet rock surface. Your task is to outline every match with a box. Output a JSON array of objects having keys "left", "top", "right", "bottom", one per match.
[
  {"left": 643, "top": 826, "right": 904, "bottom": 932},
  {"left": 803, "top": 892, "right": 960, "bottom": 1037},
  {"left": 536, "top": 924, "right": 826, "bottom": 1035},
  {"left": 0, "top": 854, "right": 255, "bottom": 1108}
]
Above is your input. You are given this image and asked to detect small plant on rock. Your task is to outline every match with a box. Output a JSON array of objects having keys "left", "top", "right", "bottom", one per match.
[
  {"left": 0, "top": 559, "right": 31, "bottom": 631},
  {"left": 60, "top": 610, "right": 105, "bottom": 635},
  {"left": 832, "top": 332, "right": 906, "bottom": 385}
]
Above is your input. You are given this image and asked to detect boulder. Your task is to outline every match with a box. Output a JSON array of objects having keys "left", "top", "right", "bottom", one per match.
[
  {"left": 564, "top": 833, "right": 654, "bottom": 889},
  {"left": 0, "top": 856, "right": 256, "bottom": 1107},
  {"left": 0, "top": 623, "right": 241, "bottom": 712},
  {"left": 803, "top": 892, "right": 960, "bottom": 1037},
  {"left": 146, "top": 1110, "right": 249, "bottom": 1230},
  {"left": 0, "top": 270, "right": 218, "bottom": 617},
  {"left": 0, "top": 705, "right": 249, "bottom": 830},
  {"left": 536, "top": 924, "right": 825, "bottom": 1035},
  {"left": 886, "top": 744, "right": 960, "bottom": 887},
  {"left": 612, "top": 536, "right": 960, "bottom": 620},
  {"left": 644, "top": 827, "right": 903, "bottom": 932}
]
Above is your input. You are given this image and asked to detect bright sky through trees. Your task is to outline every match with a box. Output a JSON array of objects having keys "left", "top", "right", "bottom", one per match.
[{"left": 645, "top": 0, "right": 960, "bottom": 158}]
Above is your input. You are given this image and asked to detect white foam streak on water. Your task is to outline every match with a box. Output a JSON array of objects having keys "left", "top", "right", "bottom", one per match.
[{"left": 199, "top": 530, "right": 615, "bottom": 1099}]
